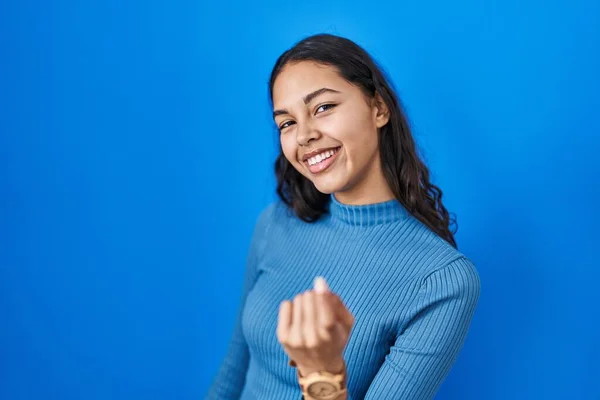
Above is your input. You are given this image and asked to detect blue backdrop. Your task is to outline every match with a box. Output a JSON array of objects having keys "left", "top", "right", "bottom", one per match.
[{"left": 1, "top": 1, "right": 598, "bottom": 399}]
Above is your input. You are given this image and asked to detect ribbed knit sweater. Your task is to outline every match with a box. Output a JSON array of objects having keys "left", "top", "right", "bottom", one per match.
[{"left": 206, "top": 194, "right": 481, "bottom": 400}]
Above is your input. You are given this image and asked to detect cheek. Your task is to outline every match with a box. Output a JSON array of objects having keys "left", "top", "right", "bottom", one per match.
[
  {"left": 338, "top": 118, "right": 369, "bottom": 143},
  {"left": 280, "top": 136, "right": 298, "bottom": 165},
  {"left": 330, "top": 108, "right": 375, "bottom": 146},
  {"left": 341, "top": 127, "right": 379, "bottom": 167}
]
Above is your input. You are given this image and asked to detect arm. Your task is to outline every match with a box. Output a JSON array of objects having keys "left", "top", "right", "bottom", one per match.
[
  {"left": 353, "top": 257, "right": 481, "bottom": 400},
  {"left": 204, "top": 205, "right": 273, "bottom": 399}
]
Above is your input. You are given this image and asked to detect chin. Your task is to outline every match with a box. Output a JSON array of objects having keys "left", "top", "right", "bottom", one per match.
[
  {"left": 313, "top": 186, "right": 334, "bottom": 195},
  {"left": 312, "top": 179, "right": 345, "bottom": 195}
]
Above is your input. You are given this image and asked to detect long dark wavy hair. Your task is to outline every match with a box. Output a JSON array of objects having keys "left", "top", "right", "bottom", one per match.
[{"left": 268, "top": 34, "right": 458, "bottom": 249}]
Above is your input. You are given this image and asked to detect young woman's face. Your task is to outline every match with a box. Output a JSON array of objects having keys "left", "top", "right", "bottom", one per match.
[{"left": 272, "top": 61, "right": 390, "bottom": 202}]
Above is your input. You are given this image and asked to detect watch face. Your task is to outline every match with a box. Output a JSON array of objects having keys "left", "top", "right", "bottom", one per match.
[{"left": 307, "top": 381, "right": 337, "bottom": 398}]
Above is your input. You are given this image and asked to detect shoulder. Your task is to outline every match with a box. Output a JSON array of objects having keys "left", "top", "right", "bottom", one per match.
[
  {"left": 255, "top": 198, "right": 288, "bottom": 223},
  {"left": 410, "top": 220, "right": 480, "bottom": 299},
  {"left": 252, "top": 198, "right": 294, "bottom": 234},
  {"left": 422, "top": 256, "right": 481, "bottom": 299},
  {"left": 399, "top": 215, "right": 481, "bottom": 290}
]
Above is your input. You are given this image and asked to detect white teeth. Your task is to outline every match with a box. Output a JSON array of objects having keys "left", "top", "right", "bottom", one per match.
[{"left": 307, "top": 148, "right": 337, "bottom": 166}]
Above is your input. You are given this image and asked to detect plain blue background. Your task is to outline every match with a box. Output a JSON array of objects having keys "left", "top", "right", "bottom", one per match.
[{"left": 1, "top": 0, "right": 598, "bottom": 399}]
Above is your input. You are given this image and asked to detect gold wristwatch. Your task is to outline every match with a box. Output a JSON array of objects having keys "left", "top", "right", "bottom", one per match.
[{"left": 289, "top": 359, "right": 348, "bottom": 400}]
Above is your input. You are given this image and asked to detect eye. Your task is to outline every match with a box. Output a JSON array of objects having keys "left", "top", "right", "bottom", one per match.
[
  {"left": 278, "top": 120, "right": 295, "bottom": 131},
  {"left": 316, "top": 103, "right": 336, "bottom": 114}
]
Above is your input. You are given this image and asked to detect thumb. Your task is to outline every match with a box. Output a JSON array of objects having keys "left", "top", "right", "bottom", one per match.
[{"left": 314, "top": 276, "right": 330, "bottom": 294}]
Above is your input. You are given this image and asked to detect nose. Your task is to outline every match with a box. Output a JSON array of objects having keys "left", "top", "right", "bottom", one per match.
[{"left": 296, "top": 120, "right": 320, "bottom": 146}]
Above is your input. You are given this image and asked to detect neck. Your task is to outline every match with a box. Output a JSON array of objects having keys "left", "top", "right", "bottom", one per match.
[
  {"left": 328, "top": 192, "right": 408, "bottom": 226},
  {"left": 333, "top": 156, "right": 394, "bottom": 205},
  {"left": 333, "top": 189, "right": 395, "bottom": 205}
]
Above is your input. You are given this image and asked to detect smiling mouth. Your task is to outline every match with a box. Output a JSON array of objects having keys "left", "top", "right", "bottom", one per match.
[{"left": 304, "top": 146, "right": 342, "bottom": 174}]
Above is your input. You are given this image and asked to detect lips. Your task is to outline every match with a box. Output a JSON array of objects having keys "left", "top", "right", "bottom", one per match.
[
  {"left": 301, "top": 146, "right": 341, "bottom": 162},
  {"left": 304, "top": 146, "right": 342, "bottom": 174}
]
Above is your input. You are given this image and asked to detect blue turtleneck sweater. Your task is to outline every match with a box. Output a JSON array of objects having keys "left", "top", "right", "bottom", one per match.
[{"left": 205, "top": 195, "right": 481, "bottom": 400}]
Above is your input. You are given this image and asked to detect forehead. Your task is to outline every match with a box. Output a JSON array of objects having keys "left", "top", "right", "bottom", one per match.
[{"left": 272, "top": 61, "right": 349, "bottom": 106}]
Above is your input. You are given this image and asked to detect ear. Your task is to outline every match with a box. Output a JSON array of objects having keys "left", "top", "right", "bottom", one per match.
[{"left": 373, "top": 92, "right": 390, "bottom": 128}]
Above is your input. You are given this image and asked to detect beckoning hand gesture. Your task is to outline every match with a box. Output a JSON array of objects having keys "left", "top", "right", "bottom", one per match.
[{"left": 276, "top": 276, "right": 355, "bottom": 376}]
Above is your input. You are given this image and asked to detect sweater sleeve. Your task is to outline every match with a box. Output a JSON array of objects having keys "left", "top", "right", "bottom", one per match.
[
  {"left": 204, "top": 204, "right": 273, "bottom": 400},
  {"left": 355, "top": 256, "right": 481, "bottom": 400}
]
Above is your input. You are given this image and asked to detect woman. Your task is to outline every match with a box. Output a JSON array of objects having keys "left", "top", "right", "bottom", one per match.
[{"left": 206, "top": 33, "right": 481, "bottom": 400}]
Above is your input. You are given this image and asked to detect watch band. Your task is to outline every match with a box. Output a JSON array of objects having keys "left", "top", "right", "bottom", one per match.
[
  {"left": 301, "top": 390, "right": 347, "bottom": 400},
  {"left": 289, "top": 359, "right": 348, "bottom": 400}
]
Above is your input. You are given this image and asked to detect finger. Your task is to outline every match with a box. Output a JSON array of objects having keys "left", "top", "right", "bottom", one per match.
[
  {"left": 277, "top": 300, "right": 292, "bottom": 342},
  {"left": 314, "top": 276, "right": 330, "bottom": 294},
  {"left": 331, "top": 294, "right": 354, "bottom": 330},
  {"left": 316, "top": 292, "right": 335, "bottom": 341},
  {"left": 303, "top": 291, "right": 318, "bottom": 347},
  {"left": 290, "top": 293, "right": 304, "bottom": 346}
]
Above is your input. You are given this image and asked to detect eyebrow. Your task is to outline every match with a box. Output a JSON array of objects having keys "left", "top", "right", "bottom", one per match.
[{"left": 273, "top": 87, "right": 341, "bottom": 118}]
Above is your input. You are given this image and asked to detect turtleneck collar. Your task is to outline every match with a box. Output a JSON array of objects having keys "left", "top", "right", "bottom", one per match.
[{"left": 328, "top": 193, "right": 409, "bottom": 226}]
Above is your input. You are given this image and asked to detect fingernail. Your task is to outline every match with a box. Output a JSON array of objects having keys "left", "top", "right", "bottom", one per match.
[{"left": 314, "top": 276, "right": 329, "bottom": 293}]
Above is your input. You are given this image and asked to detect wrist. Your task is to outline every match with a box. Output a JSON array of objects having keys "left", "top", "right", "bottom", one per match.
[{"left": 296, "top": 358, "right": 346, "bottom": 377}]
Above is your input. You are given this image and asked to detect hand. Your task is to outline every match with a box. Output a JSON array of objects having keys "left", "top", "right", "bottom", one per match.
[{"left": 276, "top": 276, "right": 355, "bottom": 376}]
